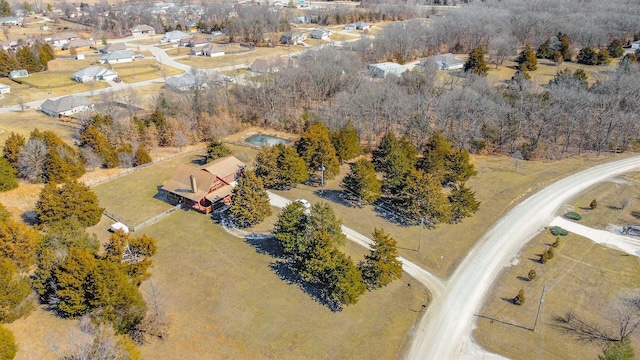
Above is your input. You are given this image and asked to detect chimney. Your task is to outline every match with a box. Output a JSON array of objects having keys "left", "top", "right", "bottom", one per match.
[{"left": 190, "top": 174, "right": 197, "bottom": 193}]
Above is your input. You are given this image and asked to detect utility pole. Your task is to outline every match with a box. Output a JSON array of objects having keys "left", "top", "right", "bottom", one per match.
[
  {"left": 319, "top": 162, "right": 326, "bottom": 195},
  {"left": 418, "top": 217, "right": 423, "bottom": 252},
  {"left": 533, "top": 285, "right": 546, "bottom": 332}
]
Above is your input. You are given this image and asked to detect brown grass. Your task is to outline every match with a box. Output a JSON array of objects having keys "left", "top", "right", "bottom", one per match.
[
  {"left": 474, "top": 230, "right": 640, "bottom": 359},
  {"left": 176, "top": 46, "right": 296, "bottom": 69},
  {"left": 0, "top": 109, "right": 79, "bottom": 145}
]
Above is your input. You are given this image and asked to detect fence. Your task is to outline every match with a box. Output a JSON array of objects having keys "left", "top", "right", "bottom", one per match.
[
  {"left": 131, "top": 203, "right": 182, "bottom": 232},
  {"left": 223, "top": 139, "right": 262, "bottom": 150}
]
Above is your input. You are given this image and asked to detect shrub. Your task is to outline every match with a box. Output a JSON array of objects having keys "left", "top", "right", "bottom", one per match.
[
  {"left": 590, "top": 199, "right": 598, "bottom": 209},
  {"left": 550, "top": 226, "right": 568, "bottom": 236},
  {"left": 0, "top": 325, "right": 17, "bottom": 360},
  {"left": 527, "top": 269, "right": 537, "bottom": 281},
  {"left": 565, "top": 211, "right": 582, "bottom": 221},
  {"left": 540, "top": 251, "right": 549, "bottom": 264},
  {"left": 547, "top": 246, "right": 555, "bottom": 259},
  {"left": 514, "top": 288, "right": 525, "bottom": 306},
  {"left": 552, "top": 237, "right": 561, "bottom": 248}
]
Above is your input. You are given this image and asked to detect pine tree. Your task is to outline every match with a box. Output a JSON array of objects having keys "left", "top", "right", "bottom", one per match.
[
  {"left": 326, "top": 250, "right": 366, "bottom": 306},
  {"left": 577, "top": 46, "right": 598, "bottom": 65},
  {"left": 536, "top": 40, "right": 552, "bottom": 59},
  {"left": 444, "top": 147, "right": 477, "bottom": 186},
  {"left": 0, "top": 258, "right": 31, "bottom": 322},
  {"left": 0, "top": 0, "right": 11, "bottom": 17},
  {"left": 448, "top": 184, "right": 480, "bottom": 223},
  {"left": 516, "top": 45, "right": 537, "bottom": 71},
  {"left": 133, "top": 145, "right": 152, "bottom": 167},
  {"left": 607, "top": 39, "right": 625, "bottom": 58},
  {"left": 15, "top": 45, "right": 41, "bottom": 73},
  {"left": 273, "top": 201, "right": 309, "bottom": 259},
  {"left": 276, "top": 144, "right": 308, "bottom": 189},
  {"left": 527, "top": 269, "right": 536, "bottom": 281},
  {"left": 204, "top": 138, "right": 230, "bottom": 163},
  {"left": 254, "top": 145, "right": 280, "bottom": 188},
  {"left": 419, "top": 131, "right": 452, "bottom": 184},
  {"left": 0, "top": 158, "right": 17, "bottom": 192},
  {"left": 373, "top": 132, "right": 417, "bottom": 195},
  {"left": 397, "top": 169, "right": 451, "bottom": 227},
  {"left": 0, "top": 206, "right": 42, "bottom": 271},
  {"left": 358, "top": 228, "right": 403, "bottom": 290},
  {"left": 598, "top": 47, "right": 612, "bottom": 65},
  {"left": 331, "top": 121, "right": 360, "bottom": 163},
  {"left": 296, "top": 121, "right": 340, "bottom": 180},
  {"left": 308, "top": 202, "right": 346, "bottom": 247},
  {"left": 36, "top": 181, "right": 103, "bottom": 227},
  {"left": 559, "top": 32, "right": 573, "bottom": 61},
  {"left": 514, "top": 288, "right": 525, "bottom": 306},
  {"left": 229, "top": 170, "right": 272, "bottom": 228},
  {"left": 464, "top": 46, "right": 489, "bottom": 76},
  {"left": 0, "top": 325, "right": 17, "bottom": 360},
  {"left": 80, "top": 125, "right": 118, "bottom": 168},
  {"left": 3, "top": 132, "right": 25, "bottom": 170},
  {"left": 55, "top": 248, "right": 97, "bottom": 317},
  {"left": 598, "top": 337, "right": 635, "bottom": 360},
  {"left": 341, "top": 158, "right": 381, "bottom": 205}
]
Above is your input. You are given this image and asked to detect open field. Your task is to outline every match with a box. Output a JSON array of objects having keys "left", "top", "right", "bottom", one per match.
[
  {"left": 176, "top": 46, "right": 295, "bottom": 69},
  {"left": 137, "top": 209, "right": 426, "bottom": 360},
  {"left": 0, "top": 108, "right": 79, "bottom": 144},
  {"left": 111, "top": 59, "right": 182, "bottom": 82},
  {"left": 560, "top": 172, "right": 640, "bottom": 230},
  {"left": 474, "top": 230, "right": 640, "bottom": 359},
  {"left": 273, "top": 152, "right": 633, "bottom": 278}
]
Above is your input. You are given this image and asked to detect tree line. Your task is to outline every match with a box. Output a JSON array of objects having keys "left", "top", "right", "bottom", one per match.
[{"left": 0, "top": 42, "right": 54, "bottom": 77}]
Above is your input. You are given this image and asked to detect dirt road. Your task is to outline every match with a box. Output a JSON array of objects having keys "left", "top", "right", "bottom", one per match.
[{"left": 407, "top": 155, "right": 640, "bottom": 360}]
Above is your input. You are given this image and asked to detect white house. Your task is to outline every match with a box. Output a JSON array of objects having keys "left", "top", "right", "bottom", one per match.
[
  {"left": 0, "top": 84, "right": 10, "bottom": 94},
  {"left": 632, "top": 41, "right": 640, "bottom": 50},
  {"left": 310, "top": 29, "right": 332, "bottom": 40},
  {"left": 192, "top": 44, "right": 224, "bottom": 57},
  {"left": 161, "top": 30, "right": 189, "bottom": 44},
  {"left": 131, "top": 24, "right": 156, "bottom": 37},
  {"left": 368, "top": 62, "right": 405, "bottom": 78},
  {"left": 420, "top": 53, "right": 465, "bottom": 70},
  {"left": 72, "top": 66, "right": 118, "bottom": 83},
  {"left": 9, "top": 69, "right": 28, "bottom": 79},
  {"left": 165, "top": 73, "right": 208, "bottom": 92},
  {"left": 40, "top": 95, "right": 93, "bottom": 117},
  {"left": 99, "top": 50, "right": 135, "bottom": 64}
]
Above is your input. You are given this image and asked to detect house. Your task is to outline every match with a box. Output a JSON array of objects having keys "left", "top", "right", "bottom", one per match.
[
  {"left": 179, "top": 35, "right": 208, "bottom": 48},
  {"left": 310, "top": 28, "right": 332, "bottom": 40},
  {"left": 186, "top": 21, "right": 199, "bottom": 33},
  {"left": 632, "top": 41, "right": 640, "bottom": 50},
  {"left": 280, "top": 32, "right": 306, "bottom": 45},
  {"left": 99, "top": 50, "right": 135, "bottom": 64},
  {"left": 368, "top": 62, "right": 406, "bottom": 78},
  {"left": 355, "top": 21, "right": 370, "bottom": 30},
  {"left": 344, "top": 23, "right": 357, "bottom": 30},
  {"left": 40, "top": 95, "right": 93, "bottom": 117},
  {"left": 0, "top": 84, "right": 10, "bottom": 94},
  {"left": 9, "top": 69, "right": 28, "bottom": 79},
  {"left": 192, "top": 43, "right": 224, "bottom": 57},
  {"left": 420, "top": 53, "right": 465, "bottom": 70},
  {"left": 161, "top": 156, "right": 245, "bottom": 213},
  {"left": 165, "top": 72, "right": 208, "bottom": 92},
  {"left": 49, "top": 32, "right": 81, "bottom": 47},
  {"left": 62, "top": 38, "right": 93, "bottom": 51},
  {"left": 72, "top": 66, "right": 118, "bottom": 83},
  {"left": 0, "top": 17, "right": 21, "bottom": 26},
  {"left": 131, "top": 24, "right": 156, "bottom": 36},
  {"left": 100, "top": 42, "right": 127, "bottom": 53},
  {"left": 1, "top": 39, "right": 17, "bottom": 51},
  {"left": 161, "top": 30, "right": 189, "bottom": 43}
]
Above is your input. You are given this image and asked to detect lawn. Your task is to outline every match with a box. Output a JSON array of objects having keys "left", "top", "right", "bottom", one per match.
[
  {"left": 0, "top": 109, "right": 79, "bottom": 145},
  {"left": 136, "top": 209, "right": 426, "bottom": 360},
  {"left": 272, "top": 152, "right": 632, "bottom": 278},
  {"left": 473, "top": 230, "right": 640, "bottom": 359},
  {"left": 176, "top": 46, "right": 295, "bottom": 69},
  {"left": 111, "top": 59, "right": 183, "bottom": 82}
]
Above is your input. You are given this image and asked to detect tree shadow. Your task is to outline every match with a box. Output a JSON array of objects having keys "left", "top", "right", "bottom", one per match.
[
  {"left": 632, "top": 211, "right": 640, "bottom": 220},
  {"left": 313, "top": 189, "right": 352, "bottom": 207},
  {"left": 191, "top": 155, "right": 207, "bottom": 166},
  {"left": 270, "top": 261, "right": 342, "bottom": 312},
  {"left": 517, "top": 276, "right": 531, "bottom": 282},
  {"left": 373, "top": 201, "right": 410, "bottom": 227},
  {"left": 21, "top": 210, "right": 37, "bottom": 225},
  {"left": 243, "top": 234, "right": 285, "bottom": 259},
  {"left": 579, "top": 207, "right": 593, "bottom": 211},
  {"left": 501, "top": 296, "right": 516, "bottom": 305},
  {"left": 528, "top": 256, "right": 542, "bottom": 264},
  {"left": 607, "top": 205, "right": 622, "bottom": 210}
]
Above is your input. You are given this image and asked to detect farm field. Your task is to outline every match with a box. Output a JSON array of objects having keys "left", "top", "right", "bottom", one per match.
[{"left": 474, "top": 229, "right": 640, "bottom": 359}]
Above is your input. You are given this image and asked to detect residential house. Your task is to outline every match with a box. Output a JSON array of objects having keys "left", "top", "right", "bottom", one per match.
[
  {"left": 179, "top": 35, "right": 208, "bottom": 47},
  {"left": 40, "top": 95, "right": 93, "bottom": 117},
  {"left": 161, "top": 30, "right": 189, "bottom": 43},
  {"left": 344, "top": 23, "right": 357, "bottom": 30},
  {"left": 165, "top": 72, "right": 208, "bottom": 92},
  {"left": 368, "top": 62, "right": 405, "bottom": 78},
  {"left": 131, "top": 24, "right": 156, "bottom": 36},
  {"left": 355, "top": 21, "right": 370, "bottom": 30},
  {"left": 62, "top": 38, "right": 93, "bottom": 51},
  {"left": 186, "top": 21, "right": 199, "bottom": 33},
  {"left": 280, "top": 32, "right": 306, "bottom": 45},
  {"left": 420, "top": 53, "right": 464, "bottom": 70},
  {"left": 310, "top": 28, "right": 332, "bottom": 40},
  {"left": 49, "top": 32, "right": 81, "bottom": 47},
  {"left": 72, "top": 66, "right": 118, "bottom": 83},
  {"left": 100, "top": 42, "right": 127, "bottom": 53},
  {"left": 0, "top": 39, "right": 17, "bottom": 51},
  {"left": 0, "top": 17, "right": 21, "bottom": 26},
  {"left": 192, "top": 43, "right": 224, "bottom": 57},
  {"left": 99, "top": 50, "right": 135, "bottom": 64},
  {"left": 161, "top": 156, "right": 246, "bottom": 213},
  {"left": 0, "top": 84, "right": 10, "bottom": 94},
  {"left": 632, "top": 41, "right": 640, "bottom": 50},
  {"left": 9, "top": 69, "right": 28, "bottom": 79}
]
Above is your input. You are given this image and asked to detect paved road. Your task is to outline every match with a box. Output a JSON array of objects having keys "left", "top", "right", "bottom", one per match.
[{"left": 407, "top": 155, "right": 640, "bottom": 360}]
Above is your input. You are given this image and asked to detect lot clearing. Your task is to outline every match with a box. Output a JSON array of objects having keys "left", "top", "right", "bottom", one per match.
[{"left": 176, "top": 46, "right": 295, "bottom": 69}]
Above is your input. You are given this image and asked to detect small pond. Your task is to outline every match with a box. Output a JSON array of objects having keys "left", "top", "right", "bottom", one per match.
[{"left": 245, "top": 134, "right": 290, "bottom": 147}]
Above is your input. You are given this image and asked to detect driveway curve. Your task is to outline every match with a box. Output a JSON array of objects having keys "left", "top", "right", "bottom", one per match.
[{"left": 407, "top": 155, "right": 640, "bottom": 359}]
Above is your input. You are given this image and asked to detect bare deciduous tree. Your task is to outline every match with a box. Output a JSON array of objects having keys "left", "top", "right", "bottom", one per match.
[{"left": 17, "top": 138, "right": 47, "bottom": 183}]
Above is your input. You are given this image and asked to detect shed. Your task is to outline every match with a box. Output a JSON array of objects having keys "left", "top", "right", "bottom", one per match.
[{"left": 110, "top": 222, "right": 129, "bottom": 233}]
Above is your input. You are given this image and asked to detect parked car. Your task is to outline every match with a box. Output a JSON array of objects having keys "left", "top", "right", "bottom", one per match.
[
  {"left": 135, "top": 54, "right": 145, "bottom": 59},
  {"left": 113, "top": 77, "right": 121, "bottom": 83}
]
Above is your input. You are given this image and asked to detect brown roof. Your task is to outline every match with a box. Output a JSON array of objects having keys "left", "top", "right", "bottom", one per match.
[
  {"left": 162, "top": 164, "right": 216, "bottom": 202},
  {"left": 201, "top": 156, "right": 245, "bottom": 180},
  {"left": 205, "top": 184, "right": 234, "bottom": 202}
]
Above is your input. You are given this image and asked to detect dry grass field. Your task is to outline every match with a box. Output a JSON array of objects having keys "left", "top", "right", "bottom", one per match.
[
  {"left": 177, "top": 46, "right": 295, "bottom": 69},
  {"left": 474, "top": 230, "right": 640, "bottom": 359},
  {"left": 0, "top": 109, "right": 79, "bottom": 144}
]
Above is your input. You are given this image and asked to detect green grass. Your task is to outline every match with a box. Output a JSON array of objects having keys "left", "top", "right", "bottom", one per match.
[
  {"left": 474, "top": 230, "right": 640, "bottom": 359},
  {"left": 137, "top": 209, "right": 426, "bottom": 360}
]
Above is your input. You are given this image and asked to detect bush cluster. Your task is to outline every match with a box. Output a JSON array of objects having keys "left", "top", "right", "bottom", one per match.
[
  {"left": 550, "top": 226, "right": 568, "bottom": 236},
  {"left": 565, "top": 211, "right": 582, "bottom": 221}
]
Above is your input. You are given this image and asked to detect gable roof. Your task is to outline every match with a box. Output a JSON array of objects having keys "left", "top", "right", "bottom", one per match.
[
  {"left": 101, "top": 42, "right": 127, "bottom": 53},
  {"left": 73, "top": 66, "right": 117, "bottom": 80},
  {"left": 63, "top": 38, "right": 92, "bottom": 49},
  {"left": 41, "top": 95, "right": 91, "bottom": 114},
  {"left": 162, "top": 164, "right": 217, "bottom": 202},
  {"left": 131, "top": 24, "right": 155, "bottom": 32},
  {"left": 201, "top": 156, "right": 245, "bottom": 179},
  {"left": 162, "top": 30, "right": 189, "bottom": 41},
  {"left": 100, "top": 50, "right": 135, "bottom": 61},
  {"left": 202, "top": 44, "right": 224, "bottom": 54},
  {"left": 422, "top": 53, "right": 464, "bottom": 69}
]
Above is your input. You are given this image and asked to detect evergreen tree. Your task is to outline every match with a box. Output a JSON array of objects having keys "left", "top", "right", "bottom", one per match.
[
  {"left": 598, "top": 337, "right": 634, "bottom": 360},
  {"left": 55, "top": 248, "right": 96, "bottom": 317},
  {"left": 444, "top": 147, "right": 477, "bottom": 186},
  {"left": 0, "top": 206, "right": 41, "bottom": 271},
  {"left": 133, "top": 145, "right": 152, "bottom": 167},
  {"left": 3, "top": 132, "right": 25, "bottom": 170},
  {"left": 276, "top": 144, "right": 308, "bottom": 189},
  {"left": 16, "top": 45, "right": 42, "bottom": 73},
  {"left": 204, "top": 138, "right": 230, "bottom": 163},
  {"left": 308, "top": 202, "right": 345, "bottom": 247},
  {"left": 597, "top": 47, "right": 612, "bottom": 65},
  {"left": 0, "top": 49, "right": 20, "bottom": 77},
  {"left": 325, "top": 249, "right": 365, "bottom": 306},
  {"left": 229, "top": 170, "right": 272, "bottom": 228},
  {"left": 330, "top": 121, "right": 360, "bottom": 163},
  {"left": 0, "top": 258, "right": 31, "bottom": 322},
  {"left": 559, "top": 32, "right": 573, "bottom": 61},
  {"left": 577, "top": 46, "right": 598, "bottom": 65},
  {"left": 516, "top": 45, "right": 537, "bottom": 71},
  {"left": 358, "top": 228, "right": 403, "bottom": 290},
  {"left": 607, "top": 39, "right": 625, "bottom": 58},
  {"left": 396, "top": 169, "right": 450, "bottom": 227},
  {"left": 536, "top": 40, "right": 552, "bottom": 59},
  {"left": 464, "top": 46, "right": 488, "bottom": 76},
  {"left": 296, "top": 122, "right": 340, "bottom": 180},
  {"left": 341, "top": 158, "right": 381, "bottom": 205},
  {"left": 36, "top": 181, "right": 103, "bottom": 227},
  {"left": 80, "top": 125, "right": 118, "bottom": 168},
  {"left": 0, "top": 0, "right": 10, "bottom": 17},
  {"left": 419, "top": 131, "right": 452, "bottom": 184},
  {"left": 514, "top": 288, "right": 525, "bottom": 305},
  {"left": 0, "top": 158, "right": 17, "bottom": 192},
  {"left": 273, "top": 201, "right": 309, "bottom": 259},
  {"left": 0, "top": 325, "right": 17, "bottom": 360},
  {"left": 590, "top": 198, "right": 598, "bottom": 209},
  {"left": 448, "top": 184, "right": 481, "bottom": 223},
  {"left": 373, "top": 132, "right": 417, "bottom": 195},
  {"left": 254, "top": 145, "right": 280, "bottom": 188}
]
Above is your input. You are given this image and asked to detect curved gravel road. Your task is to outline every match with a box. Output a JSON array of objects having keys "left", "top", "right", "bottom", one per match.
[{"left": 407, "top": 155, "right": 640, "bottom": 360}]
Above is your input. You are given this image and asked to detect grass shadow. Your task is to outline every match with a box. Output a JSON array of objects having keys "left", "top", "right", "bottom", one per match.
[
  {"left": 632, "top": 211, "right": 640, "bottom": 220},
  {"left": 579, "top": 207, "right": 593, "bottom": 211},
  {"left": 501, "top": 296, "right": 516, "bottom": 305},
  {"left": 607, "top": 205, "right": 622, "bottom": 210},
  {"left": 314, "top": 189, "right": 352, "bottom": 207},
  {"left": 270, "top": 261, "right": 342, "bottom": 312}
]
